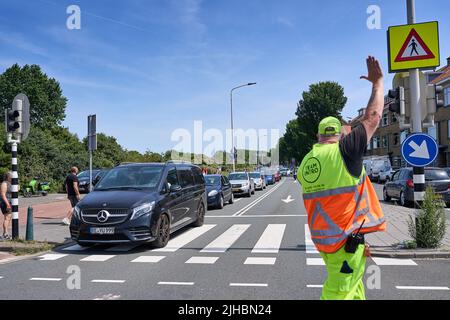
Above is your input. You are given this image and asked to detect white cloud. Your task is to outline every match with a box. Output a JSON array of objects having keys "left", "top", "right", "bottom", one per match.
[{"left": 0, "top": 31, "right": 47, "bottom": 56}]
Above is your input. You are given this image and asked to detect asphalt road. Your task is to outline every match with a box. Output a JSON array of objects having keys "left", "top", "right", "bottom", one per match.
[{"left": 0, "top": 177, "right": 449, "bottom": 300}]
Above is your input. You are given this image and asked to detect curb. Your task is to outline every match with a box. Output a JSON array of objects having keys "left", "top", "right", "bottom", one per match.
[{"left": 370, "top": 247, "right": 450, "bottom": 259}]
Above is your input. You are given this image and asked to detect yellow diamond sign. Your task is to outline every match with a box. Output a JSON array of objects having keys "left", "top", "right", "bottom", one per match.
[{"left": 387, "top": 21, "right": 440, "bottom": 73}]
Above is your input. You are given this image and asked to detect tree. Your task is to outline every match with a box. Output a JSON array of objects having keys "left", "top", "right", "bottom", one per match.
[
  {"left": 279, "top": 119, "right": 308, "bottom": 164},
  {"left": 295, "top": 81, "right": 347, "bottom": 156},
  {"left": 82, "top": 133, "right": 125, "bottom": 168},
  {"left": 0, "top": 64, "right": 67, "bottom": 127}
]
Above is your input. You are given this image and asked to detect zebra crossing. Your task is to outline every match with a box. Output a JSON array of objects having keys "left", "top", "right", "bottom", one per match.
[{"left": 35, "top": 223, "right": 419, "bottom": 268}]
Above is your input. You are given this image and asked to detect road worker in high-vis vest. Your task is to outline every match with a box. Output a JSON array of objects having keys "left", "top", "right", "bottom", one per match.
[{"left": 298, "top": 56, "right": 386, "bottom": 300}]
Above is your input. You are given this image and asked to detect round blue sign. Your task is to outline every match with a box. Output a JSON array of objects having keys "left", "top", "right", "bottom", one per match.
[{"left": 401, "top": 133, "right": 438, "bottom": 167}]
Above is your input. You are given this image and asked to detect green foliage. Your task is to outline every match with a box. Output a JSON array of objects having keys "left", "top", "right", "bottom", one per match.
[
  {"left": 0, "top": 64, "right": 67, "bottom": 128},
  {"left": 408, "top": 186, "right": 447, "bottom": 248}
]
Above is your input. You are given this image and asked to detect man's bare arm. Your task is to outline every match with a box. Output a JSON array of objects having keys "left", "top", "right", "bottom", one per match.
[{"left": 360, "top": 56, "right": 384, "bottom": 143}]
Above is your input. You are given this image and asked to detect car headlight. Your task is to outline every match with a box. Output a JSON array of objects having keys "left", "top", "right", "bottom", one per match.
[
  {"left": 208, "top": 190, "right": 218, "bottom": 197},
  {"left": 242, "top": 182, "right": 249, "bottom": 186},
  {"left": 131, "top": 201, "right": 155, "bottom": 220},
  {"left": 79, "top": 181, "right": 88, "bottom": 186},
  {"left": 73, "top": 205, "right": 81, "bottom": 220}
]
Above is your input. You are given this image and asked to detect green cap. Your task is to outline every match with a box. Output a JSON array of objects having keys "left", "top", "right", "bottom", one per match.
[{"left": 318, "top": 116, "right": 342, "bottom": 136}]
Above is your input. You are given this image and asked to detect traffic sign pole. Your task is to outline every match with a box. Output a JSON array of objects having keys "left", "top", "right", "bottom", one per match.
[{"left": 407, "top": 0, "right": 425, "bottom": 214}]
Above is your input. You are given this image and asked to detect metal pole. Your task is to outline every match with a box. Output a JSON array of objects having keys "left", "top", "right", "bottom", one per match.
[
  {"left": 407, "top": 0, "right": 425, "bottom": 228},
  {"left": 230, "top": 90, "right": 235, "bottom": 172},
  {"left": 11, "top": 141, "right": 19, "bottom": 239},
  {"left": 89, "top": 150, "right": 93, "bottom": 192}
]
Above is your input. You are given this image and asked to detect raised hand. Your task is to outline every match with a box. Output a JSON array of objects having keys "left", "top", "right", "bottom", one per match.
[{"left": 360, "top": 56, "right": 383, "bottom": 84}]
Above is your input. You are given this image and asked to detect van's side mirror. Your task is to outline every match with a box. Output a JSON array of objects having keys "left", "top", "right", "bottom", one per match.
[
  {"left": 169, "top": 184, "right": 182, "bottom": 193},
  {"left": 93, "top": 175, "right": 101, "bottom": 186}
]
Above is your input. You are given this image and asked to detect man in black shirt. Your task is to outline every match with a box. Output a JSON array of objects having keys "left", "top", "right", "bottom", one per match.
[{"left": 63, "top": 166, "right": 80, "bottom": 226}]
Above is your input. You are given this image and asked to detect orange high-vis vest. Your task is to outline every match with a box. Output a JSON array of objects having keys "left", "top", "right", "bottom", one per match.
[{"left": 298, "top": 142, "right": 386, "bottom": 254}]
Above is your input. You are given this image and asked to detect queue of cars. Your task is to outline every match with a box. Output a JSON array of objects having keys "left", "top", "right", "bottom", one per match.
[{"left": 69, "top": 162, "right": 284, "bottom": 248}]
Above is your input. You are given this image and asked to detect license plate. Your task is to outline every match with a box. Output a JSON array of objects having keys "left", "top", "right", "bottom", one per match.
[
  {"left": 232, "top": 188, "right": 240, "bottom": 192},
  {"left": 90, "top": 227, "right": 115, "bottom": 235}
]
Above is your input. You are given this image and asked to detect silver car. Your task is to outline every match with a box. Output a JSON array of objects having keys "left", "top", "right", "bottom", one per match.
[
  {"left": 228, "top": 172, "right": 255, "bottom": 197},
  {"left": 249, "top": 172, "right": 266, "bottom": 190}
]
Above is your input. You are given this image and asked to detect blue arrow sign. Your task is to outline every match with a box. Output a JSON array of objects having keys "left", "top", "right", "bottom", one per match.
[{"left": 401, "top": 133, "right": 438, "bottom": 167}]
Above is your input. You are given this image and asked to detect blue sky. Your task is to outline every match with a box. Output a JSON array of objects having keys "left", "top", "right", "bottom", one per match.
[{"left": 1, "top": 0, "right": 449, "bottom": 154}]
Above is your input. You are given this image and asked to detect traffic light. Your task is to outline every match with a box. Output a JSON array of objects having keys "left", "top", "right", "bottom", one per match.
[
  {"left": 388, "top": 86, "right": 405, "bottom": 114},
  {"left": 6, "top": 108, "right": 21, "bottom": 133},
  {"left": 426, "top": 84, "right": 444, "bottom": 115}
]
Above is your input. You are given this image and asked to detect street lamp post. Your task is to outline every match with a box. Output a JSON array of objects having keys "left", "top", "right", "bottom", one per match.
[{"left": 230, "top": 82, "right": 257, "bottom": 172}]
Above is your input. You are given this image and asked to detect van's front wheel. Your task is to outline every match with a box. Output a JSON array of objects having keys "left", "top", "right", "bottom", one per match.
[{"left": 152, "top": 214, "right": 170, "bottom": 248}]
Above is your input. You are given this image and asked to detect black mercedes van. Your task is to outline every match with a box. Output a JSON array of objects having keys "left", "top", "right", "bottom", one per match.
[{"left": 69, "top": 161, "right": 207, "bottom": 248}]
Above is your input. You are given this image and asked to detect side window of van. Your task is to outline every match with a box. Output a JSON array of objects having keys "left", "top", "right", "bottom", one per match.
[
  {"left": 192, "top": 167, "right": 205, "bottom": 185},
  {"left": 179, "top": 169, "right": 195, "bottom": 187},
  {"left": 166, "top": 168, "right": 179, "bottom": 188}
]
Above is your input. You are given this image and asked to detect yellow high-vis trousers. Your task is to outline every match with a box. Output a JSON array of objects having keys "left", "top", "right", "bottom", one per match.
[{"left": 319, "top": 244, "right": 366, "bottom": 300}]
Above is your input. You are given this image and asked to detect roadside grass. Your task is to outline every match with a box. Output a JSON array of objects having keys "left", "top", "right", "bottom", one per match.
[{"left": 0, "top": 239, "right": 56, "bottom": 256}]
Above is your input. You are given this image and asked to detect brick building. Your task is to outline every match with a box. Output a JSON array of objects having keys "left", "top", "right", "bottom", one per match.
[{"left": 351, "top": 57, "right": 450, "bottom": 168}]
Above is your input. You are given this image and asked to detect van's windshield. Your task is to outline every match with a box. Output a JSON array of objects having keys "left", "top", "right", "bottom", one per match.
[{"left": 95, "top": 165, "right": 164, "bottom": 190}]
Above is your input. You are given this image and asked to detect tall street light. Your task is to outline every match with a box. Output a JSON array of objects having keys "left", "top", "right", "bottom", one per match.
[{"left": 230, "top": 82, "right": 257, "bottom": 172}]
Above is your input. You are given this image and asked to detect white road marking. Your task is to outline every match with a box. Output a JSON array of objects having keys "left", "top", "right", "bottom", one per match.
[
  {"left": 244, "top": 257, "right": 276, "bottom": 265},
  {"left": 234, "top": 198, "right": 242, "bottom": 202},
  {"left": 154, "top": 224, "right": 216, "bottom": 252},
  {"left": 396, "top": 286, "right": 450, "bottom": 291},
  {"left": 62, "top": 244, "right": 90, "bottom": 251},
  {"left": 0, "top": 276, "right": 3, "bottom": 279},
  {"left": 30, "top": 278, "right": 62, "bottom": 281},
  {"left": 93, "top": 294, "right": 121, "bottom": 300},
  {"left": 185, "top": 256, "right": 219, "bottom": 264},
  {"left": 372, "top": 258, "right": 417, "bottom": 266},
  {"left": 131, "top": 256, "right": 166, "bottom": 263},
  {"left": 38, "top": 254, "right": 68, "bottom": 261},
  {"left": 230, "top": 283, "right": 268, "bottom": 287},
  {"left": 81, "top": 255, "right": 115, "bottom": 262},
  {"left": 306, "top": 258, "right": 325, "bottom": 266},
  {"left": 251, "top": 224, "right": 286, "bottom": 254},
  {"left": 158, "top": 281, "right": 194, "bottom": 286},
  {"left": 206, "top": 215, "right": 306, "bottom": 218},
  {"left": 233, "top": 180, "right": 286, "bottom": 216},
  {"left": 304, "top": 224, "right": 319, "bottom": 254},
  {"left": 307, "top": 285, "right": 323, "bottom": 288},
  {"left": 106, "top": 243, "right": 140, "bottom": 252},
  {"left": 91, "top": 280, "right": 126, "bottom": 283},
  {"left": 201, "top": 224, "right": 250, "bottom": 253}
]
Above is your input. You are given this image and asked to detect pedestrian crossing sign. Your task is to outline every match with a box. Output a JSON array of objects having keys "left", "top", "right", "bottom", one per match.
[{"left": 387, "top": 21, "right": 440, "bottom": 73}]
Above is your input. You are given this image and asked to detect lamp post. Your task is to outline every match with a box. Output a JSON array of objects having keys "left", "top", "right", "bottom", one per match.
[{"left": 230, "top": 82, "right": 257, "bottom": 172}]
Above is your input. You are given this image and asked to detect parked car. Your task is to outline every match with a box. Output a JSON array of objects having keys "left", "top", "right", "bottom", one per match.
[
  {"left": 383, "top": 167, "right": 450, "bottom": 207},
  {"left": 249, "top": 172, "right": 266, "bottom": 190},
  {"left": 273, "top": 169, "right": 281, "bottom": 182},
  {"left": 261, "top": 168, "right": 275, "bottom": 185},
  {"left": 228, "top": 172, "right": 255, "bottom": 197},
  {"left": 69, "top": 162, "right": 207, "bottom": 247},
  {"left": 77, "top": 169, "right": 101, "bottom": 193},
  {"left": 378, "top": 168, "right": 396, "bottom": 183},
  {"left": 205, "top": 174, "right": 234, "bottom": 209}
]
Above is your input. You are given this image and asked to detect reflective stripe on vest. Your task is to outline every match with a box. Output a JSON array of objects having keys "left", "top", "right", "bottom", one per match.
[{"left": 307, "top": 175, "right": 385, "bottom": 248}]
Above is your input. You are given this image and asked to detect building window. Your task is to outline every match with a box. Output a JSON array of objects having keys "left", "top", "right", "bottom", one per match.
[
  {"left": 391, "top": 113, "right": 397, "bottom": 123},
  {"left": 445, "top": 87, "right": 450, "bottom": 107},
  {"left": 447, "top": 120, "right": 450, "bottom": 139},
  {"left": 400, "top": 130, "right": 409, "bottom": 143},
  {"left": 382, "top": 135, "right": 388, "bottom": 148},
  {"left": 372, "top": 136, "right": 380, "bottom": 149},
  {"left": 381, "top": 113, "right": 389, "bottom": 127},
  {"left": 427, "top": 122, "right": 439, "bottom": 144},
  {"left": 393, "top": 133, "right": 400, "bottom": 146}
]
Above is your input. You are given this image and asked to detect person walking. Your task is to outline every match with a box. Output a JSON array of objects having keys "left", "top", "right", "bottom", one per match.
[
  {"left": 62, "top": 166, "right": 80, "bottom": 226},
  {"left": 0, "top": 172, "right": 13, "bottom": 240},
  {"left": 297, "top": 56, "right": 386, "bottom": 300}
]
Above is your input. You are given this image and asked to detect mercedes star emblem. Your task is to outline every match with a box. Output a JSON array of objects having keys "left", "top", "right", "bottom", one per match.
[{"left": 97, "top": 210, "right": 110, "bottom": 223}]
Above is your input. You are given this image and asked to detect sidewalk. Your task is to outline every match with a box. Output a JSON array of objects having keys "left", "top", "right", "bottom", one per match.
[{"left": 367, "top": 202, "right": 450, "bottom": 258}]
